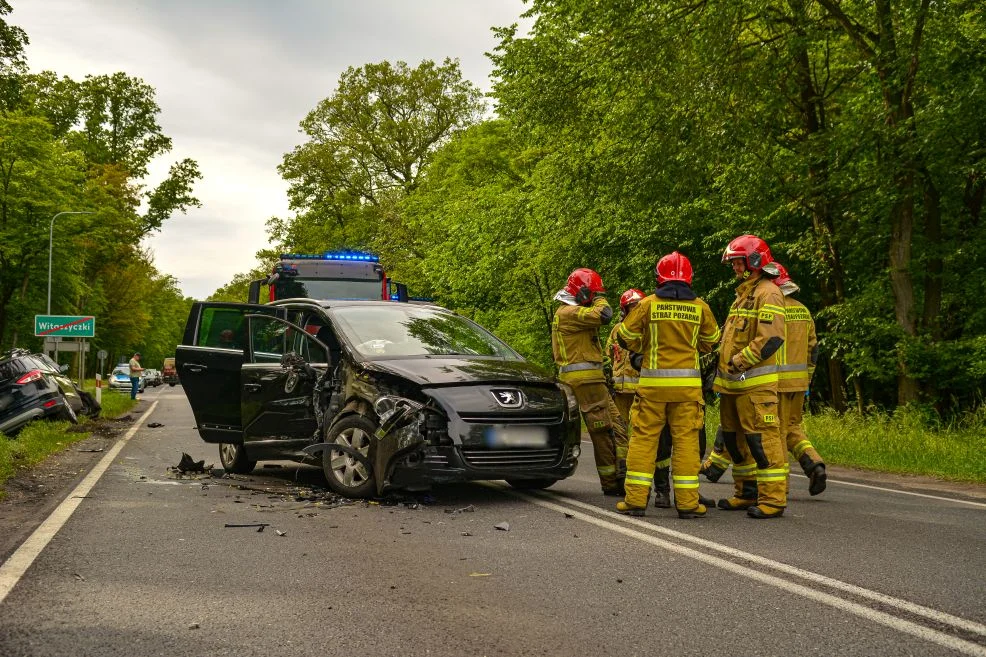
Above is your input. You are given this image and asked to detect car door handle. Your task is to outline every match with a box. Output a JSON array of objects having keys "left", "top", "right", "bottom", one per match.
[
  {"left": 183, "top": 363, "right": 208, "bottom": 373},
  {"left": 243, "top": 383, "right": 262, "bottom": 393}
]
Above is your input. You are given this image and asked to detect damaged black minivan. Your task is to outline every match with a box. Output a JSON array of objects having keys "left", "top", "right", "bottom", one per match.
[{"left": 176, "top": 300, "right": 582, "bottom": 497}]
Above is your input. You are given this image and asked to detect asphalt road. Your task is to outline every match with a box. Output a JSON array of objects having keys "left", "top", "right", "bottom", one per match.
[{"left": 1, "top": 385, "right": 984, "bottom": 657}]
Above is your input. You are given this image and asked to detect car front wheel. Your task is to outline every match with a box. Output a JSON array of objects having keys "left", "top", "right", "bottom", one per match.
[
  {"left": 322, "top": 415, "right": 376, "bottom": 498},
  {"left": 219, "top": 443, "right": 256, "bottom": 474}
]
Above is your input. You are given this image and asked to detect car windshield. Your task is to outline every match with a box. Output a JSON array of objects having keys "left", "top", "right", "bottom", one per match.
[
  {"left": 112, "top": 367, "right": 129, "bottom": 376},
  {"left": 330, "top": 305, "right": 521, "bottom": 360},
  {"left": 275, "top": 278, "right": 381, "bottom": 301}
]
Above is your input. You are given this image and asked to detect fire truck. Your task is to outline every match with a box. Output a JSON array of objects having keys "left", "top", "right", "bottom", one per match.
[{"left": 247, "top": 252, "right": 408, "bottom": 304}]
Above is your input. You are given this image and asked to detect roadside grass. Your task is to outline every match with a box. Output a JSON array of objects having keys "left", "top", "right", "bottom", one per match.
[
  {"left": 703, "top": 401, "right": 986, "bottom": 484},
  {"left": 0, "top": 383, "right": 138, "bottom": 500}
]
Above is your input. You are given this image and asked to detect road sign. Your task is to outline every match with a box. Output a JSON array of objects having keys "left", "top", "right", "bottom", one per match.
[
  {"left": 42, "top": 338, "right": 90, "bottom": 352},
  {"left": 34, "top": 315, "right": 95, "bottom": 338},
  {"left": 97, "top": 349, "right": 108, "bottom": 361}
]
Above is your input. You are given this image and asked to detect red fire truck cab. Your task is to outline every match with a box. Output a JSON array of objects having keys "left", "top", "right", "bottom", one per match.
[{"left": 247, "top": 252, "right": 407, "bottom": 304}]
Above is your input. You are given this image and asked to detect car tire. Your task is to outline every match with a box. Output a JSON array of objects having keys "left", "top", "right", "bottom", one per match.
[
  {"left": 219, "top": 443, "right": 256, "bottom": 474},
  {"left": 506, "top": 478, "right": 559, "bottom": 490},
  {"left": 322, "top": 415, "right": 377, "bottom": 499},
  {"left": 169, "top": 383, "right": 176, "bottom": 387}
]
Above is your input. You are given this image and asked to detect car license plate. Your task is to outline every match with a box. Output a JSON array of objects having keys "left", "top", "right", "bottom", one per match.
[{"left": 484, "top": 425, "right": 549, "bottom": 448}]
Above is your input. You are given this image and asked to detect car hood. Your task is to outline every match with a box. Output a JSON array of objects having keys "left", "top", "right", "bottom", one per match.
[{"left": 362, "top": 356, "right": 552, "bottom": 387}]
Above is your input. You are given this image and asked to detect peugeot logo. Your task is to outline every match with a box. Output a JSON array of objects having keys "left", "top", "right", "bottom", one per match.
[{"left": 491, "top": 389, "right": 524, "bottom": 408}]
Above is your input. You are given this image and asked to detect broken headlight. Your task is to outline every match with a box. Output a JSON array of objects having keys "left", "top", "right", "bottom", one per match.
[{"left": 558, "top": 382, "right": 579, "bottom": 417}]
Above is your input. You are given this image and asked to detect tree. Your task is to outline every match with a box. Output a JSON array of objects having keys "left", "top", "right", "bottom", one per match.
[{"left": 274, "top": 58, "right": 484, "bottom": 261}]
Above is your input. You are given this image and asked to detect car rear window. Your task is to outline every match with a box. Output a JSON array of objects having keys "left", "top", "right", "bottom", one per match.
[{"left": 0, "top": 357, "right": 30, "bottom": 383}]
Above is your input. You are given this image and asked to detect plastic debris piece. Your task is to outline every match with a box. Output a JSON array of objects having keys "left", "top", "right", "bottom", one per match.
[
  {"left": 564, "top": 513, "right": 574, "bottom": 519},
  {"left": 224, "top": 523, "right": 270, "bottom": 530},
  {"left": 469, "top": 573, "right": 492, "bottom": 577},
  {"left": 461, "top": 532, "right": 473, "bottom": 537},
  {"left": 147, "top": 422, "right": 164, "bottom": 428},
  {"left": 617, "top": 579, "right": 624, "bottom": 583},
  {"left": 445, "top": 505, "right": 476, "bottom": 515},
  {"left": 76, "top": 448, "right": 104, "bottom": 453},
  {"left": 73, "top": 573, "right": 86, "bottom": 582},
  {"left": 494, "top": 522, "right": 510, "bottom": 531},
  {"left": 275, "top": 530, "right": 286, "bottom": 537},
  {"left": 188, "top": 623, "right": 200, "bottom": 630},
  {"left": 176, "top": 452, "right": 206, "bottom": 473}
]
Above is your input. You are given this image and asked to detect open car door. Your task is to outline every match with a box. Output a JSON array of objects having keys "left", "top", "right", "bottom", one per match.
[
  {"left": 176, "top": 302, "right": 284, "bottom": 443},
  {"left": 240, "top": 314, "right": 333, "bottom": 445}
]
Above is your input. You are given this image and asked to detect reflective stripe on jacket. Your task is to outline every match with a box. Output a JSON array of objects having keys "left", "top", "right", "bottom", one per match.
[
  {"left": 553, "top": 296, "right": 612, "bottom": 383},
  {"left": 776, "top": 296, "right": 817, "bottom": 393},
  {"left": 617, "top": 294, "right": 719, "bottom": 401},
  {"left": 714, "top": 275, "right": 786, "bottom": 394}
]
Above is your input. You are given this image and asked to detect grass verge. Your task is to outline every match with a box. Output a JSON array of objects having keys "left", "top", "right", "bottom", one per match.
[
  {"left": 704, "top": 401, "right": 986, "bottom": 484},
  {"left": 0, "top": 383, "right": 138, "bottom": 500}
]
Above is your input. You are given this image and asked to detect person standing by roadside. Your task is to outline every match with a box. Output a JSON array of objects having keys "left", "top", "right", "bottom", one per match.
[
  {"left": 553, "top": 268, "right": 629, "bottom": 495},
  {"left": 128, "top": 352, "right": 144, "bottom": 400},
  {"left": 714, "top": 235, "right": 788, "bottom": 519},
  {"left": 615, "top": 252, "right": 720, "bottom": 518}
]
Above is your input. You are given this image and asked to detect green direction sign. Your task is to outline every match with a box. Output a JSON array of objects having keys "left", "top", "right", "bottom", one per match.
[{"left": 34, "top": 315, "right": 95, "bottom": 338}]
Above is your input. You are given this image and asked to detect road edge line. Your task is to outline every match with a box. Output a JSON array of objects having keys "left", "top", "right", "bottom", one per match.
[{"left": 0, "top": 401, "right": 159, "bottom": 606}]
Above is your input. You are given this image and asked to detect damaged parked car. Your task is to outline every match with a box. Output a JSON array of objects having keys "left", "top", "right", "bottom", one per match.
[{"left": 176, "top": 300, "right": 582, "bottom": 497}]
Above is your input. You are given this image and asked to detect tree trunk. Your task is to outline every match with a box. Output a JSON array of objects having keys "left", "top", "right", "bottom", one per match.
[{"left": 920, "top": 173, "right": 942, "bottom": 340}]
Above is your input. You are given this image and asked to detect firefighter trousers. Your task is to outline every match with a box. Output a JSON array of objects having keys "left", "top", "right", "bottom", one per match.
[
  {"left": 624, "top": 396, "right": 703, "bottom": 511},
  {"left": 719, "top": 391, "right": 787, "bottom": 513},
  {"left": 780, "top": 391, "right": 824, "bottom": 474},
  {"left": 573, "top": 381, "right": 627, "bottom": 489},
  {"left": 614, "top": 392, "right": 669, "bottom": 491}
]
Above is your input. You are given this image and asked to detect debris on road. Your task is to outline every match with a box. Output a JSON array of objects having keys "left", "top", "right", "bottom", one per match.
[
  {"left": 461, "top": 531, "right": 473, "bottom": 537},
  {"left": 275, "top": 529, "right": 286, "bottom": 537},
  {"left": 224, "top": 523, "right": 270, "bottom": 532},
  {"left": 469, "top": 573, "right": 492, "bottom": 577},
  {"left": 76, "top": 448, "right": 104, "bottom": 453},
  {"left": 445, "top": 505, "right": 476, "bottom": 515},
  {"left": 174, "top": 452, "right": 207, "bottom": 473},
  {"left": 72, "top": 573, "right": 86, "bottom": 582},
  {"left": 188, "top": 623, "right": 200, "bottom": 630},
  {"left": 147, "top": 422, "right": 164, "bottom": 428},
  {"left": 564, "top": 513, "right": 574, "bottom": 519},
  {"left": 494, "top": 522, "right": 510, "bottom": 531}
]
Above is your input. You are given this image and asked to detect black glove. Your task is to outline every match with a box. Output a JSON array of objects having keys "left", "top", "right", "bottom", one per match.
[{"left": 630, "top": 352, "right": 644, "bottom": 371}]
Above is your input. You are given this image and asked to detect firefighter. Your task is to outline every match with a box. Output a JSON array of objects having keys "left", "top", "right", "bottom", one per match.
[
  {"left": 715, "top": 235, "right": 788, "bottom": 519},
  {"left": 773, "top": 262, "right": 827, "bottom": 495},
  {"left": 700, "top": 263, "right": 827, "bottom": 497},
  {"left": 606, "top": 290, "right": 672, "bottom": 508},
  {"left": 553, "top": 268, "right": 629, "bottom": 495},
  {"left": 614, "top": 252, "right": 720, "bottom": 518}
]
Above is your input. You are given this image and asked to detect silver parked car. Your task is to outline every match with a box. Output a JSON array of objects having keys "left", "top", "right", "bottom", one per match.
[{"left": 108, "top": 365, "right": 145, "bottom": 393}]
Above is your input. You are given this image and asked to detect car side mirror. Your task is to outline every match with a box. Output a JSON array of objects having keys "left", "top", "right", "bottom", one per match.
[{"left": 59, "top": 364, "right": 69, "bottom": 373}]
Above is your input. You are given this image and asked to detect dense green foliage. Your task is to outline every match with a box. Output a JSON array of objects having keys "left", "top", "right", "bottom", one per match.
[
  {"left": 219, "top": 1, "right": 985, "bottom": 417},
  {"left": 0, "top": 3, "right": 198, "bottom": 370}
]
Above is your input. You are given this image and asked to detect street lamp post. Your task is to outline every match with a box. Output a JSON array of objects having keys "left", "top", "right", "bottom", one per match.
[{"left": 47, "top": 211, "right": 94, "bottom": 315}]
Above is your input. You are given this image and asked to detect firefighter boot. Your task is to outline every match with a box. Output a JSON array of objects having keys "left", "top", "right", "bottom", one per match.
[
  {"left": 602, "top": 479, "right": 626, "bottom": 496},
  {"left": 718, "top": 478, "right": 758, "bottom": 510},
  {"left": 700, "top": 428, "right": 730, "bottom": 482},
  {"left": 678, "top": 503, "right": 707, "bottom": 519},
  {"left": 653, "top": 466, "right": 672, "bottom": 508},
  {"left": 616, "top": 501, "right": 646, "bottom": 517},
  {"left": 747, "top": 505, "right": 784, "bottom": 519}
]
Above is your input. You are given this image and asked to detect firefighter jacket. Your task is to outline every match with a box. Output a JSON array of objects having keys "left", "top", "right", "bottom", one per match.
[
  {"left": 616, "top": 292, "right": 720, "bottom": 402},
  {"left": 714, "top": 274, "right": 786, "bottom": 395},
  {"left": 776, "top": 296, "right": 818, "bottom": 393},
  {"left": 552, "top": 296, "right": 613, "bottom": 384},
  {"left": 605, "top": 323, "right": 639, "bottom": 393}
]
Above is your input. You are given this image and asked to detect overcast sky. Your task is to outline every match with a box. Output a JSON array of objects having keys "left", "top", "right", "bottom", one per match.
[{"left": 13, "top": 0, "right": 528, "bottom": 299}]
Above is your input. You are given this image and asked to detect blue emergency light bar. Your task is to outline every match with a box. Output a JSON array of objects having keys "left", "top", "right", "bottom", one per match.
[{"left": 280, "top": 251, "right": 380, "bottom": 262}]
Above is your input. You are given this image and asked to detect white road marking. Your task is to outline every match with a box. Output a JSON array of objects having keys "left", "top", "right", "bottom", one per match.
[
  {"left": 0, "top": 402, "right": 159, "bottom": 606},
  {"left": 788, "top": 472, "right": 986, "bottom": 509},
  {"left": 505, "top": 488, "right": 986, "bottom": 657},
  {"left": 542, "top": 491, "right": 986, "bottom": 639}
]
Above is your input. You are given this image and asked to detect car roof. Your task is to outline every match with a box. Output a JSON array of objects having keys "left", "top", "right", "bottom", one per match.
[{"left": 270, "top": 298, "right": 445, "bottom": 311}]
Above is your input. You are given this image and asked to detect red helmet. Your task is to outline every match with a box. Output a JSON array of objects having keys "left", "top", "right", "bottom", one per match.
[
  {"left": 619, "top": 288, "right": 645, "bottom": 313},
  {"left": 565, "top": 268, "right": 605, "bottom": 304},
  {"left": 656, "top": 251, "right": 693, "bottom": 285},
  {"left": 773, "top": 262, "right": 791, "bottom": 286},
  {"left": 721, "top": 234, "right": 773, "bottom": 271}
]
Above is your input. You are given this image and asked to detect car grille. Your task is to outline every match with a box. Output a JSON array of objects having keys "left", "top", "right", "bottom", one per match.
[
  {"left": 460, "top": 447, "right": 563, "bottom": 469},
  {"left": 458, "top": 412, "right": 561, "bottom": 425}
]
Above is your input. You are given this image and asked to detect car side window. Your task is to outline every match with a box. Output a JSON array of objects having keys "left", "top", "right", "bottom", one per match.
[
  {"left": 248, "top": 316, "right": 289, "bottom": 363},
  {"left": 196, "top": 307, "right": 246, "bottom": 350}
]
